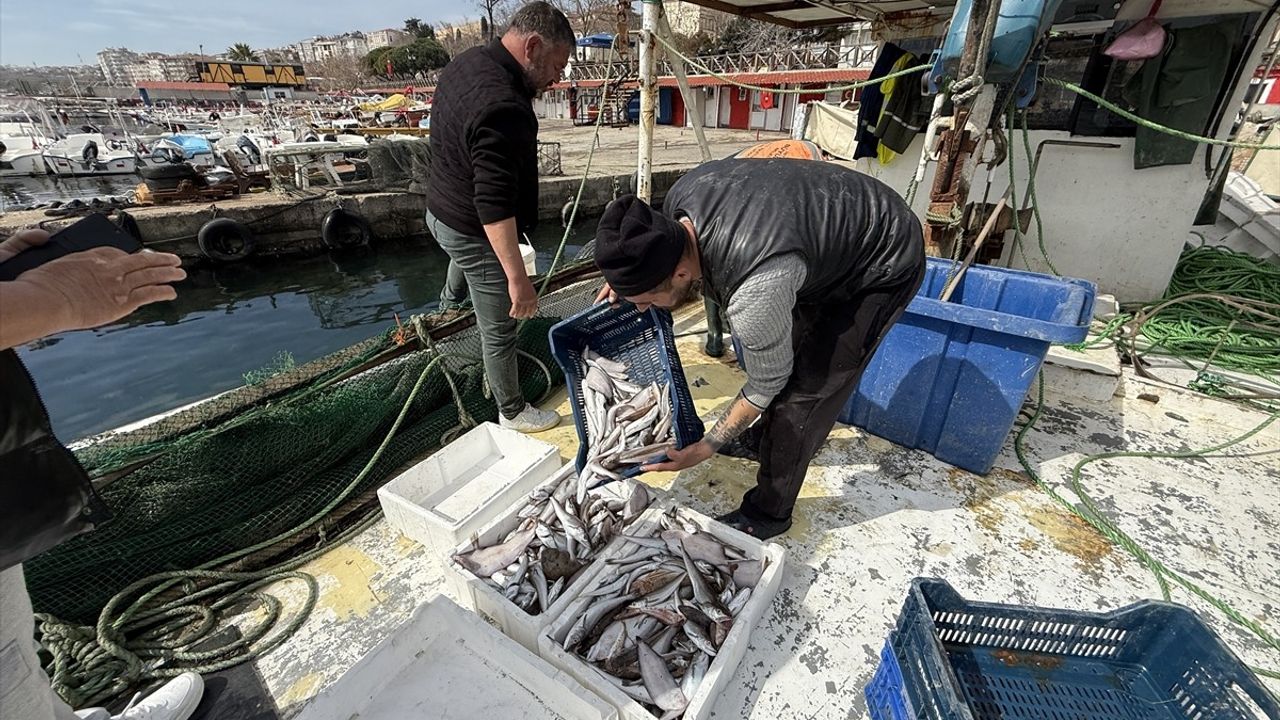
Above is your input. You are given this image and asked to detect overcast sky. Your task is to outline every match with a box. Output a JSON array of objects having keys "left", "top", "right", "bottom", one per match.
[{"left": 1, "top": 0, "right": 478, "bottom": 66}]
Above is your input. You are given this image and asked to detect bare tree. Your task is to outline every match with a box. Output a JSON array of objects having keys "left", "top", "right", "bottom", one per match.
[
  {"left": 552, "top": 0, "right": 624, "bottom": 38},
  {"left": 437, "top": 18, "right": 487, "bottom": 58},
  {"left": 474, "top": 0, "right": 517, "bottom": 40},
  {"left": 307, "top": 54, "right": 372, "bottom": 91}
]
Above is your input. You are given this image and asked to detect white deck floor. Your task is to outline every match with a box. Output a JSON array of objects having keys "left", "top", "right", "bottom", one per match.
[{"left": 254, "top": 308, "right": 1280, "bottom": 718}]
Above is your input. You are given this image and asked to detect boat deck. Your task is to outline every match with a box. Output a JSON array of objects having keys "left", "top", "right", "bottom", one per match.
[{"left": 211, "top": 306, "right": 1280, "bottom": 718}]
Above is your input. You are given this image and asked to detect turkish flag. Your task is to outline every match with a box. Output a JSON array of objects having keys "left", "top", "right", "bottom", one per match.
[
  {"left": 405, "top": 85, "right": 414, "bottom": 95},
  {"left": 386, "top": 59, "right": 394, "bottom": 77}
]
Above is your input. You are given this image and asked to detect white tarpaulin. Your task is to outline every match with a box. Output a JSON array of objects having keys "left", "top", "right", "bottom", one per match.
[{"left": 803, "top": 102, "right": 859, "bottom": 160}]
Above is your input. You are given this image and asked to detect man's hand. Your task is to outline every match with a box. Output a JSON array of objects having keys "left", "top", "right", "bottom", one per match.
[
  {"left": 0, "top": 228, "right": 50, "bottom": 263},
  {"left": 508, "top": 274, "right": 538, "bottom": 319},
  {"left": 595, "top": 282, "right": 619, "bottom": 306},
  {"left": 641, "top": 439, "right": 715, "bottom": 473},
  {"left": 15, "top": 248, "right": 185, "bottom": 331}
]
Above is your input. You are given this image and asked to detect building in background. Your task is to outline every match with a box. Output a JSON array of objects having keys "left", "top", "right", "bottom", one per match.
[
  {"left": 291, "top": 32, "right": 371, "bottom": 64},
  {"left": 367, "top": 28, "right": 410, "bottom": 50},
  {"left": 97, "top": 47, "right": 141, "bottom": 85},
  {"left": 141, "top": 53, "right": 199, "bottom": 82}
]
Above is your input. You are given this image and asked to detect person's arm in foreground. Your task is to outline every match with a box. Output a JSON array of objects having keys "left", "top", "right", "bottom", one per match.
[{"left": 0, "top": 229, "right": 185, "bottom": 350}]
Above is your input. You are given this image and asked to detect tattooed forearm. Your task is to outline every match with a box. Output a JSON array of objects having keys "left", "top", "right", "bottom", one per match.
[{"left": 704, "top": 395, "right": 762, "bottom": 451}]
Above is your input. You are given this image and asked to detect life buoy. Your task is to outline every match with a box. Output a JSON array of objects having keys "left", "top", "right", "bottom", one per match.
[
  {"left": 761, "top": 91, "right": 775, "bottom": 110},
  {"left": 197, "top": 218, "right": 255, "bottom": 262},
  {"left": 321, "top": 208, "right": 371, "bottom": 249},
  {"left": 81, "top": 140, "right": 99, "bottom": 163}
]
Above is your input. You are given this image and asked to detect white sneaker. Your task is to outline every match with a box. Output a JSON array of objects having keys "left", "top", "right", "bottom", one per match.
[
  {"left": 75, "top": 710, "right": 110, "bottom": 720},
  {"left": 114, "top": 672, "right": 203, "bottom": 720},
  {"left": 499, "top": 403, "right": 560, "bottom": 433}
]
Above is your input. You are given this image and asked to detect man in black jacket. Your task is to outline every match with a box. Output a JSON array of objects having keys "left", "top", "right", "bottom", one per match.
[
  {"left": 427, "top": 1, "right": 574, "bottom": 433},
  {"left": 593, "top": 159, "right": 926, "bottom": 539}
]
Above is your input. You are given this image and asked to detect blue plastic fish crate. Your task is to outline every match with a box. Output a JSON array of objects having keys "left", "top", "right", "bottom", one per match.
[
  {"left": 867, "top": 578, "right": 1280, "bottom": 720},
  {"left": 866, "top": 634, "right": 915, "bottom": 720},
  {"left": 841, "top": 258, "right": 1096, "bottom": 474},
  {"left": 548, "top": 303, "right": 705, "bottom": 475}
]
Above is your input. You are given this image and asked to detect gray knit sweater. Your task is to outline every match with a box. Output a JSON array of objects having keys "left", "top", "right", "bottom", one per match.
[{"left": 725, "top": 252, "right": 807, "bottom": 409}]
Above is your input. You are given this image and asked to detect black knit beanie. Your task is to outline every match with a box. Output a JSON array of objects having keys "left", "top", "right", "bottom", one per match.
[{"left": 594, "top": 195, "right": 686, "bottom": 296}]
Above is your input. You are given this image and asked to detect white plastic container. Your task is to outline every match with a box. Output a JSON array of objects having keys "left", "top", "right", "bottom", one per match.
[
  {"left": 296, "top": 594, "right": 618, "bottom": 720},
  {"left": 446, "top": 464, "right": 660, "bottom": 653},
  {"left": 538, "top": 504, "right": 786, "bottom": 720},
  {"left": 378, "top": 422, "right": 561, "bottom": 558}
]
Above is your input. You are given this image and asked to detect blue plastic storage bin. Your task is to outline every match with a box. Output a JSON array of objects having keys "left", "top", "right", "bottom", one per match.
[
  {"left": 840, "top": 258, "right": 1095, "bottom": 474},
  {"left": 869, "top": 578, "right": 1280, "bottom": 720},
  {"left": 548, "top": 303, "right": 705, "bottom": 476},
  {"left": 931, "top": 0, "right": 1064, "bottom": 85}
]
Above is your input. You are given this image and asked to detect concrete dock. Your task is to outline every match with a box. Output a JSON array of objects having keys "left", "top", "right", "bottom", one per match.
[
  {"left": 188, "top": 303, "right": 1280, "bottom": 719},
  {"left": 0, "top": 123, "right": 786, "bottom": 264}
]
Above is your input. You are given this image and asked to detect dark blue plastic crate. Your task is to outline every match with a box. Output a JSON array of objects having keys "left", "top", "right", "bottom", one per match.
[
  {"left": 881, "top": 578, "right": 1280, "bottom": 720},
  {"left": 841, "top": 258, "right": 1096, "bottom": 474},
  {"left": 548, "top": 303, "right": 705, "bottom": 476}
]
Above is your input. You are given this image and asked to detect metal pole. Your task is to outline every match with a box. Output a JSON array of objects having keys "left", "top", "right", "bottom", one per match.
[
  {"left": 655, "top": 9, "right": 712, "bottom": 163},
  {"left": 637, "top": 0, "right": 659, "bottom": 202}
]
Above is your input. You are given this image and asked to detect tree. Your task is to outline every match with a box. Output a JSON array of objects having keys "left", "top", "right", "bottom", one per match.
[
  {"left": 552, "top": 0, "right": 623, "bottom": 39},
  {"left": 437, "top": 19, "right": 486, "bottom": 58},
  {"left": 404, "top": 17, "right": 435, "bottom": 38},
  {"left": 308, "top": 54, "right": 371, "bottom": 91},
  {"left": 226, "top": 43, "right": 260, "bottom": 62},
  {"left": 475, "top": 0, "right": 516, "bottom": 41},
  {"left": 366, "top": 36, "right": 451, "bottom": 78}
]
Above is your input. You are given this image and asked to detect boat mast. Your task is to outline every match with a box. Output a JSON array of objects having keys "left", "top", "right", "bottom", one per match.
[{"left": 636, "top": 0, "right": 659, "bottom": 202}]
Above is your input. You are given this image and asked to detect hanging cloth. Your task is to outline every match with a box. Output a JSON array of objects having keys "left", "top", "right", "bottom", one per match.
[
  {"left": 874, "top": 53, "right": 927, "bottom": 163},
  {"left": 1122, "top": 19, "right": 1237, "bottom": 169},
  {"left": 853, "top": 43, "right": 909, "bottom": 160}
]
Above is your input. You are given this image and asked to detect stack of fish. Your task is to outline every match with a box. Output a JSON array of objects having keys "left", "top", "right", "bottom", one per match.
[
  {"left": 453, "top": 465, "right": 652, "bottom": 615},
  {"left": 558, "top": 508, "right": 767, "bottom": 719},
  {"left": 577, "top": 347, "right": 678, "bottom": 503}
]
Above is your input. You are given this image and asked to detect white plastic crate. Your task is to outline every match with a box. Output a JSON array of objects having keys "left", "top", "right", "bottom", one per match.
[
  {"left": 446, "top": 463, "right": 662, "bottom": 653},
  {"left": 377, "top": 422, "right": 561, "bottom": 558},
  {"left": 296, "top": 594, "right": 618, "bottom": 720},
  {"left": 538, "top": 504, "right": 786, "bottom": 720}
]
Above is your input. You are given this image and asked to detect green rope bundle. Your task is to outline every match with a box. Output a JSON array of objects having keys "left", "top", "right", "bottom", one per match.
[{"left": 1137, "top": 246, "right": 1280, "bottom": 376}]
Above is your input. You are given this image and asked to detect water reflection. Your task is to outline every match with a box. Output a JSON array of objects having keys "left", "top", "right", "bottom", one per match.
[
  {"left": 1, "top": 174, "right": 142, "bottom": 210},
  {"left": 19, "top": 227, "right": 589, "bottom": 441}
]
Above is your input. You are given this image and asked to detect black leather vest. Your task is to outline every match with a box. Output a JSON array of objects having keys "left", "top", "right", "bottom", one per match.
[
  {"left": 1, "top": 349, "right": 109, "bottom": 570},
  {"left": 662, "top": 158, "right": 925, "bottom": 305}
]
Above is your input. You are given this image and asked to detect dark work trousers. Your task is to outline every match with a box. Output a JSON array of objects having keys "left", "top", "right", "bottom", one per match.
[{"left": 745, "top": 262, "right": 925, "bottom": 521}]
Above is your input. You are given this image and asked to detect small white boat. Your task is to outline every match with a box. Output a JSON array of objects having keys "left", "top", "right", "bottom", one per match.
[
  {"left": 43, "top": 133, "right": 138, "bottom": 176},
  {"left": 0, "top": 136, "right": 49, "bottom": 176}
]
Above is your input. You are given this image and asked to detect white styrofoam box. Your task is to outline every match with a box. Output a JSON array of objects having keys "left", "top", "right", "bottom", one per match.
[
  {"left": 446, "top": 463, "right": 663, "bottom": 653},
  {"left": 296, "top": 594, "right": 617, "bottom": 720},
  {"left": 538, "top": 504, "right": 786, "bottom": 720},
  {"left": 377, "top": 422, "right": 561, "bottom": 558}
]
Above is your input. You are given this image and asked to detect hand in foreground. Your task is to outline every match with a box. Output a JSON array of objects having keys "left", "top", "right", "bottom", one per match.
[
  {"left": 641, "top": 439, "right": 715, "bottom": 473},
  {"left": 15, "top": 247, "right": 185, "bottom": 331},
  {"left": 594, "top": 282, "right": 620, "bottom": 306},
  {"left": 508, "top": 275, "right": 538, "bottom": 319},
  {"left": 0, "top": 228, "right": 50, "bottom": 263}
]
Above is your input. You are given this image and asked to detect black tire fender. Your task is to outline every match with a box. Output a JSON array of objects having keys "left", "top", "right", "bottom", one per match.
[
  {"left": 82, "top": 140, "right": 99, "bottom": 162},
  {"left": 197, "top": 218, "right": 255, "bottom": 262},
  {"left": 321, "top": 208, "right": 372, "bottom": 249}
]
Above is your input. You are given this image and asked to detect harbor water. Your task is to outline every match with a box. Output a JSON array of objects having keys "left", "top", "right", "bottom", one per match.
[{"left": 18, "top": 224, "right": 593, "bottom": 442}]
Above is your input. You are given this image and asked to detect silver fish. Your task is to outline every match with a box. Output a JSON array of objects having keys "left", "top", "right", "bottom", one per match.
[
  {"left": 684, "top": 619, "right": 718, "bottom": 657},
  {"left": 550, "top": 497, "right": 590, "bottom": 549},
  {"left": 637, "top": 639, "right": 688, "bottom": 713},
  {"left": 531, "top": 562, "right": 549, "bottom": 611},
  {"left": 455, "top": 524, "right": 537, "bottom": 577},
  {"left": 726, "top": 587, "right": 752, "bottom": 616},
  {"left": 681, "top": 652, "right": 710, "bottom": 702},
  {"left": 678, "top": 542, "right": 718, "bottom": 607},
  {"left": 564, "top": 593, "right": 637, "bottom": 651}
]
